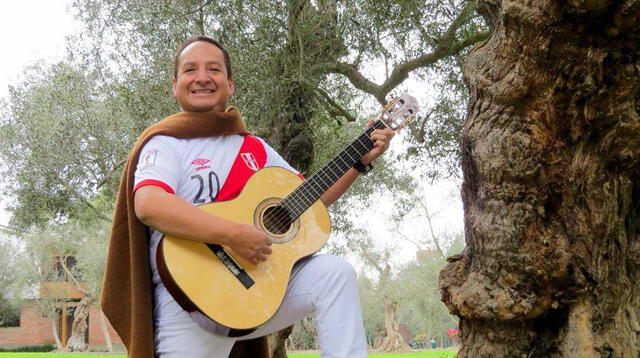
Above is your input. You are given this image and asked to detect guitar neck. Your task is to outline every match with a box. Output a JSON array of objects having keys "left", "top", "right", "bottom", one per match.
[{"left": 279, "top": 120, "right": 387, "bottom": 219}]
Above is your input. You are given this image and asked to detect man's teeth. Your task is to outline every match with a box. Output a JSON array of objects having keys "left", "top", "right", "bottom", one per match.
[{"left": 193, "top": 89, "right": 214, "bottom": 93}]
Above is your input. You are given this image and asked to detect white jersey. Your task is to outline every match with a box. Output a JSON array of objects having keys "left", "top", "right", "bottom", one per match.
[{"left": 133, "top": 134, "right": 298, "bottom": 334}]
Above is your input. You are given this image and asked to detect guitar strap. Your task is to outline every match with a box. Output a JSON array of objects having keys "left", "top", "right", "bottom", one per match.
[{"left": 216, "top": 135, "right": 267, "bottom": 202}]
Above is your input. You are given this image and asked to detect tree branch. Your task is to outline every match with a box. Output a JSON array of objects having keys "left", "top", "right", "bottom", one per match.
[
  {"left": 408, "top": 107, "right": 437, "bottom": 143},
  {"left": 97, "top": 157, "right": 126, "bottom": 189},
  {"left": 79, "top": 198, "right": 112, "bottom": 223},
  {"left": 300, "top": 81, "right": 357, "bottom": 122},
  {"left": 323, "top": 1, "right": 489, "bottom": 105},
  {"left": 177, "top": 0, "right": 214, "bottom": 20},
  {"left": 54, "top": 249, "right": 90, "bottom": 297},
  {"left": 0, "top": 224, "right": 23, "bottom": 236}
]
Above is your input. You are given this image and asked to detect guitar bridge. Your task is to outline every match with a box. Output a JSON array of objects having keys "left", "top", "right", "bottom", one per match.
[{"left": 207, "top": 244, "right": 254, "bottom": 289}]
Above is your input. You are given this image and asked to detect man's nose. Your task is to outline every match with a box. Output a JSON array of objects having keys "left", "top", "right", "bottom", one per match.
[{"left": 195, "top": 69, "right": 211, "bottom": 83}]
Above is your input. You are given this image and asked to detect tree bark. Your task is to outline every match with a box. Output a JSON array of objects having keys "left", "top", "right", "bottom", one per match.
[
  {"left": 66, "top": 296, "right": 93, "bottom": 352},
  {"left": 51, "top": 316, "right": 63, "bottom": 350},
  {"left": 377, "top": 300, "right": 405, "bottom": 352},
  {"left": 440, "top": 1, "right": 640, "bottom": 357},
  {"left": 267, "top": 0, "right": 344, "bottom": 352},
  {"left": 267, "top": 0, "right": 344, "bottom": 174},
  {"left": 268, "top": 324, "right": 294, "bottom": 358}
]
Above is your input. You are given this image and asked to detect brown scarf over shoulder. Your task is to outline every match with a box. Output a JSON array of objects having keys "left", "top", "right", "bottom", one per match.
[{"left": 101, "top": 107, "right": 268, "bottom": 358}]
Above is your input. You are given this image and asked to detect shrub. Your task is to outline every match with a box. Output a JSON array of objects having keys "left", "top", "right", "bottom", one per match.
[{"left": 0, "top": 343, "right": 56, "bottom": 352}]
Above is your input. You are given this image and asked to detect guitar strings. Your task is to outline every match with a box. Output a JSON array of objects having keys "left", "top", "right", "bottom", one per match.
[
  {"left": 262, "top": 122, "right": 383, "bottom": 233},
  {"left": 263, "top": 129, "right": 375, "bottom": 232}
]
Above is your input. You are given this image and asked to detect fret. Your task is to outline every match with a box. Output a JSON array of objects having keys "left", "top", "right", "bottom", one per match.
[
  {"left": 281, "top": 120, "right": 381, "bottom": 219},
  {"left": 277, "top": 93, "right": 419, "bottom": 220}
]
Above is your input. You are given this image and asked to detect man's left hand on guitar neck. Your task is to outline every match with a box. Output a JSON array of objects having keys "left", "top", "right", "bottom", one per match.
[
  {"left": 319, "top": 119, "right": 395, "bottom": 206},
  {"left": 360, "top": 118, "right": 395, "bottom": 166}
]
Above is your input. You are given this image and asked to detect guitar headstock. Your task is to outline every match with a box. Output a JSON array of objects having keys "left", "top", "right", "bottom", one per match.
[{"left": 380, "top": 94, "right": 419, "bottom": 131}]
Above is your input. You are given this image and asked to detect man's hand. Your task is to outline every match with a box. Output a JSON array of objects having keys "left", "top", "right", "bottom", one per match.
[
  {"left": 135, "top": 185, "right": 272, "bottom": 264},
  {"left": 360, "top": 119, "right": 395, "bottom": 165},
  {"left": 228, "top": 224, "right": 273, "bottom": 264}
]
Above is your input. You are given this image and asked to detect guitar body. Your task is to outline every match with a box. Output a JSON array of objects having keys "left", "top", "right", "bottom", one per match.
[{"left": 158, "top": 166, "right": 331, "bottom": 330}]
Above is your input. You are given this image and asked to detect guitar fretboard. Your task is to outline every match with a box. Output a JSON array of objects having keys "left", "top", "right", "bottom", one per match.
[{"left": 279, "top": 120, "right": 387, "bottom": 219}]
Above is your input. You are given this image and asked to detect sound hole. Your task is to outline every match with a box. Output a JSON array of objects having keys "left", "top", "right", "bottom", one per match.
[{"left": 262, "top": 205, "right": 292, "bottom": 235}]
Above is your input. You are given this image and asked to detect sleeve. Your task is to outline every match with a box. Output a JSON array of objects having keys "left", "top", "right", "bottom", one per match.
[
  {"left": 133, "top": 135, "right": 183, "bottom": 195},
  {"left": 256, "top": 137, "right": 302, "bottom": 177}
]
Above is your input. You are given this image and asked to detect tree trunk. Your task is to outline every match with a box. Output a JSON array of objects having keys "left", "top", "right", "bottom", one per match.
[
  {"left": 377, "top": 300, "right": 405, "bottom": 352},
  {"left": 50, "top": 316, "right": 62, "bottom": 350},
  {"left": 66, "top": 296, "right": 93, "bottom": 352},
  {"left": 267, "top": 0, "right": 344, "bottom": 353},
  {"left": 440, "top": 1, "right": 640, "bottom": 357},
  {"left": 268, "top": 324, "right": 294, "bottom": 358},
  {"left": 372, "top": 324, "right": 384, "bottom": 350}
]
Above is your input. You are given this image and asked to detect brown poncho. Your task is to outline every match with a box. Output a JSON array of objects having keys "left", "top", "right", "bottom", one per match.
[{"left": 100, "top": 107, "right": 268, "bottom": 357}]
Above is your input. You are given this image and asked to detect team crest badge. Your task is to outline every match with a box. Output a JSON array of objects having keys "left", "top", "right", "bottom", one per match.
[
  {"left": 141, "top": 150, "right": 157, "bottom": 169},
  {"left": 241, "top": 153, "right": 259, "bottom": 171}
]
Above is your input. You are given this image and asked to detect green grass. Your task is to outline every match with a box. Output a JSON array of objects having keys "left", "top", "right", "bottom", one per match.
[
  {"left": 290, "top": 353, "right": 457, "bottom": 358},
  {"left": 0, "top": 352, "right": 457, "bottom": 358},
  {"left": 0, "top": 351, "right": 456, "bottom": 358},
  {"left": 289, "top": 352, "right": 457, "bottom": 358}
]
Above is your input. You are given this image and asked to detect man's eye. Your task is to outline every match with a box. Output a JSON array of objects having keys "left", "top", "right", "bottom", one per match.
[
  {"left": 184, "top": 68, "right": 195, "bottom": 72},
  {"left": 208, "top": 68, "right": 220, "bottom": 72}
]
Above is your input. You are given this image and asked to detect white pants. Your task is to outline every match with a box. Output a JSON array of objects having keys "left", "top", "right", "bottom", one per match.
[{"left": 154, "top": 254, "right": 367, "bottom": 358}]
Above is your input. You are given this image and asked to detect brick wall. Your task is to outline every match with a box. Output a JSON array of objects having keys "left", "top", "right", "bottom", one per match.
[
  {"left": 0, "top": 303, "right": 54, "bottom": 347},
  {"left": 88, "top": 305, "right": 123, "bottom": 346},
  {"left": 0, "top": 302, "right": 123, "bottom": 350}
]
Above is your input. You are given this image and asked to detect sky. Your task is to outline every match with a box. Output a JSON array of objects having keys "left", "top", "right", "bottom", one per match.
[
  {"left": 0, "top": 0, "right": 79, "bottom": 225},
  {"left": 0, "top": 1, "right": 465, "bottom": 264}
]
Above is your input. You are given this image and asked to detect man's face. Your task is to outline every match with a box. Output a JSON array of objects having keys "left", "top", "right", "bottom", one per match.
[{"left": 172, "top": 41, "right": 235, "bottom": 112}]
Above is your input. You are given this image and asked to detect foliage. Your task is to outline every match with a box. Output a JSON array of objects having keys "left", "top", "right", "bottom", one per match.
[
  {"left": 0, "top": 0, "right": 486, "bottom": 233},
  {"left": 394, "top": 254, "right": 458, "bottom": 341},
  {"left": 0, "top": 239, "right": 22, "bottom": 327},
  {"left": 0, "top": 344, "right": 55, "bottom": 352},
  {"left": 0, "top": 63, "right": 123, "bottom": 230},
  {"left": 67, "top": 0, "right": 487, "bottom": 171}
]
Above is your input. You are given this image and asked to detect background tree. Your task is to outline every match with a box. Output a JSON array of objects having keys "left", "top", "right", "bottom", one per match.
[
  {"left": 6, "top": 216, "right": 112, "bottom": 352},
  {"left": 356, "top": 236, "right": 406, "bottom": 352},
  {"left": 1, "top": 0, "right": 489, "bottom": 354},
  {"left": 0, "top": 238, "right": 21, "bottom": 328},
  {"left": 440, "top": 0, "right": 640, "bottom": 356}
]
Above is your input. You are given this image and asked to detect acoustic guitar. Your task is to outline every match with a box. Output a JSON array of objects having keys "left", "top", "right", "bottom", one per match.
[{"left": 157, "top": 94, "right": 419, "bottom": 332}]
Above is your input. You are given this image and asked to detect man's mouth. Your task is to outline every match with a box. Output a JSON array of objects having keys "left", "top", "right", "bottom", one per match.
[{"left": 191, "top": 89, "right": 215, "bottom": 94}]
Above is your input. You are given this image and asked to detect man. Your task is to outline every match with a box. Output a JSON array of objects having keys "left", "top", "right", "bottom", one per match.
[{"left": 103, "top": 36, "right": 394, "bottom": 357}]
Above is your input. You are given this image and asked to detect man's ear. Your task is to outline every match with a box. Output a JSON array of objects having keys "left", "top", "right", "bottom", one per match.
[
  {"left": 229, "top": 77, "right": 235, "bottom": 97},
  {"left": 171, "top": 78, "right": 178, "bottom": 97}
]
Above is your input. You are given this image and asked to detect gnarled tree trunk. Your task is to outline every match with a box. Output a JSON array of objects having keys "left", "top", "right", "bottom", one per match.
[
  {"left": 66, "top": 296, "right": 93, "bottom": 352},
  {"left": 376, "top": 300, "right": 405, "bottom": 352},
  {"left": 440, "top": 0, "right": 640, "bottom": 357}
]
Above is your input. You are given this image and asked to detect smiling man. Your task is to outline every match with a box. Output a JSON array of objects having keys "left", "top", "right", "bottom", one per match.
[
  {"left": 171, "top": 40, "right": 235, "bottom": 113},
  {"left": 101, "top": 36, "right": 395, "bottom": 358}
]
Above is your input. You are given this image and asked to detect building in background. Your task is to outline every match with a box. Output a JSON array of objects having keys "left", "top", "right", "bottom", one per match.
[{"left": 0, "top": 255, "right": 122, "bottom": 351}]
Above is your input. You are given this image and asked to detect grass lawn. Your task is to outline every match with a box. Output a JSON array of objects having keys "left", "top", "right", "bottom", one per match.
[{"left": 0, "top": 351, "right": 457, "bottom": 358}]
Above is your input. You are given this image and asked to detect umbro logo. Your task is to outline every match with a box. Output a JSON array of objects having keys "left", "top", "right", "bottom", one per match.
[
  {"left": 192, "top": 158, "right": 211, "bottom": 166},
  {"left": 191, "top": 158, "right": 211, "bottom": 171}
]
